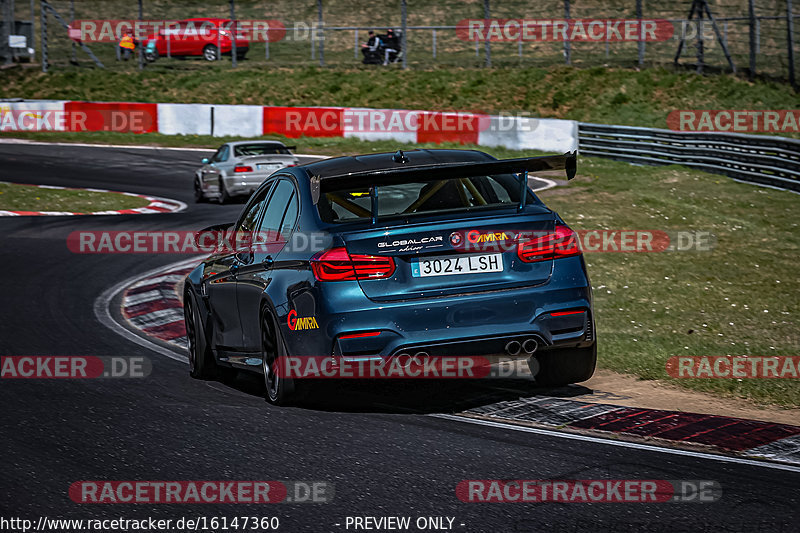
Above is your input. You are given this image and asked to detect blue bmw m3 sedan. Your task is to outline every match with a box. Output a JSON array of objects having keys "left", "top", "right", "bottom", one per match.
[{"left": 184, "top": 149, "right": 596, "bottom": 404}]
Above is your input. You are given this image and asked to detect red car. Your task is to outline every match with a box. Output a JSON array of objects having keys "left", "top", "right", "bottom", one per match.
[{"left": 144, "top": 18, "right": 249, "bottom": 62}]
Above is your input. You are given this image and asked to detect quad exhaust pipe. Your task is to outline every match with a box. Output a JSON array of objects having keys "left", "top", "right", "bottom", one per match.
[
  {"left": 505, "top": 341, "right": 521, "bottom": 356},
  {"left": 390, "top": 352, "right": 430, "bottom": 368},
  {"left": 506, "top": 338, "right": 538, "bottom": 356},
  {"left": 522, "top": 338, "right": 538, "bottom": 354}
]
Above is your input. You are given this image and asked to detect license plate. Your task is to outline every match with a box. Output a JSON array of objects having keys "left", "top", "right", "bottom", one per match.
[
  {"left": 411, "top": 253, "right": 503, "bottom": 278},
  {"left": 257, "top": 163, "right": 280, "bottom": 171}
]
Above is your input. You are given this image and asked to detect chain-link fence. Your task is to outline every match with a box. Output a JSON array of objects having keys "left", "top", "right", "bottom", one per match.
[{"left": 1, "top": 0, "right": 797, "bottom": 87}]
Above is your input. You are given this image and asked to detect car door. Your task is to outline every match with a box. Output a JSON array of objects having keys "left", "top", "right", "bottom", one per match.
[
  {"left": 236, "top": 178, "right": 298, "bottom": 351},
  {"left": 205, "top": 184, "right": 272, "bottom": 350},
  {"left": 171, "top": 22, "right": 192, "bottom": 55},
  {"left": 201, "top": 144, "right": 228, "bottom": 190}
]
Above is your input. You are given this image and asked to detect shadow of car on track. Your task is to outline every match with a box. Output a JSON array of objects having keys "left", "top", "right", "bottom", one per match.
[{"left": 214, "top": 370, "right": 593, "bottom": 414}]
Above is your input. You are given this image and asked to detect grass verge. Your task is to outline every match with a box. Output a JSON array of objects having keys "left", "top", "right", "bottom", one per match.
[
  {"left": 541, "top": 158, "right": 799, "bottom": 408},
  {"left": 2, "top": 66, "right": 798, "bottom": 136},
  {"left": 0, "top": 182, "right": 150, "bottom": 212}
]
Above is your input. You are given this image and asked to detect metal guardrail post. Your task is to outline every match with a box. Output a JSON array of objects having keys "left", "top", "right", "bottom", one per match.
[
  {"left": 789, "top": 0, "right": 797, "bottom": 89},
  {"left": 137, "top": 0, "right": 143, "bottom": 70},
  {"left": 697, "top": 13, "right": 704, "bottom": 74},
  {"left": 70, "top": 0, "right": 76, "bottom": 63},
  {"left": 749, "top": 0, "right": 756, "bottom": 80},
  {"left": 40, "top": 0, "right": 46, "bottom": 72},
  {"left": 230, "top": 0, "right": 237, "bottom": 68},
  {"left": 699, "top": 1, "right": 736, "bottom": 73},
  {"left": 354, "top": 28, "right": 358, "bottom": 59},
  {"left": 636, "top": 0, "right": 644, "bottom": 66},
  {"left": 432, "top": 28, "right": 436, "bottom": 59},
  {"left": 1, "top": 0, "right": 11, "bottom": 66},
  {"left": 483, "top": 0, "right": 491, "bottom": 67},
  {"left": 563, "top": 0, "right": 571, "bottom": 65},
  {"left": 401, "top": 0, "right": 407, "bottom": 69},
  {"left": 29, "top": 0, "right": 33, "bottom": 61},
  {"left": 317, "top": 0, "right": 324, "bottom": 67}
]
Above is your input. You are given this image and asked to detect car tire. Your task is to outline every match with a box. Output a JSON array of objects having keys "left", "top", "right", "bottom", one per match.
[
  {"left": 529, "top": 343, "right": 597, "bottom": 387},
  {"left": 218, "top": 177, "right": 232, "bottom": 204},
  {"left": 185, "top": 291, "right": 217, "bottom": 380},
  {"left": 261, "top": 308, "right": 298, "bottom": 406},
  {"left": 203, "top": 44, "right": 219, "bottom": 61},
  {"left": 194, "top": 177, "right": 207, "bottom": 203}
]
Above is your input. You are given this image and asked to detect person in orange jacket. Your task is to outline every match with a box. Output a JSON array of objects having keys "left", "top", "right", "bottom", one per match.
[{"left": 118, "top": 31, "right": 136, "bottom": 61}]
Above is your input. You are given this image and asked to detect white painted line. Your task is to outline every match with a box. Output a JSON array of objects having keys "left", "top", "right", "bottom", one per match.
[
  {"left": 129, "top": 272, "right": 189, "bottom": 289},
  {"left": 127, "top": 308, "right": 184, "bottom": 329},
  {"left": 123, "top": 289, "right": 168, "bottom": 306},
  {"left": 94, "top": 259, "right": 200, "bottom": 364},
  {"left": 530, "top": 176, "right": 557, "bottom": 192},
  {"left": 430, "top": 414, "right": 800, "bottom": 474}
]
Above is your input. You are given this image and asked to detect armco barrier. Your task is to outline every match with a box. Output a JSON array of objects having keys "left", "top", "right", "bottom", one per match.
[{"left": 578, "top": 122, "right": 800, "bottom": 192}]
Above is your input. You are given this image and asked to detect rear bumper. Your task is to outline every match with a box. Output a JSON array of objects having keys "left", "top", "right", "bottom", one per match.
[{"left": 282, "top": 256, "right": 594, "bottom": 359}]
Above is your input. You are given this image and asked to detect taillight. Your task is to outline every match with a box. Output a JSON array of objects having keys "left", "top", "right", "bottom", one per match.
[
  {"left": 550, "top": 309, "right": 585, "bottom": 317},
  {"left": 234, "top": 165, "right": 253, "bottom": 173},
  {"left": 311, "top": 247, "right": 395, "bottom": 282},
  {"left": 517, "top": 224, "right": 581, "bottom": 263},
  {"left": 339, "top": 331, "right": 382, "bottom": 339}
]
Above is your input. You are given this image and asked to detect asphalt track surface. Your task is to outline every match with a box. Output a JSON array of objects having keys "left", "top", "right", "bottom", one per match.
[{"left": 1, "top": 142, "right": 798, "bottom": 533}]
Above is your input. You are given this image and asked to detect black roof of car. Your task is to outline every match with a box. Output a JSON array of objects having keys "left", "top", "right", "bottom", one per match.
[{"left": 299, "top": 149, "right": 495, "bottom": 178}]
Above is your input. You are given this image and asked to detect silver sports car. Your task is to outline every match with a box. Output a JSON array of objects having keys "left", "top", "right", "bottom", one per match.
[{"left": 194, "top": 140, "right": 299, "bottom": 203}]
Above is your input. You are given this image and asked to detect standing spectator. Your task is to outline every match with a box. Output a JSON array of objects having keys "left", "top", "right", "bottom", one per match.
[{"left": 118, "top": 31, "right": 136, "bottom": 61}]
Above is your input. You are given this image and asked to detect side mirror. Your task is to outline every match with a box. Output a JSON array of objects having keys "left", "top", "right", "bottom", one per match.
[{"left": 201, "top": 157, "right": 210, "bottom": 164}]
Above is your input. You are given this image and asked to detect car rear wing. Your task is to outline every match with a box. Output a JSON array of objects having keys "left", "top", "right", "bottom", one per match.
[{"left": 310, "top": 151, "right": 576, "bottom": 219}]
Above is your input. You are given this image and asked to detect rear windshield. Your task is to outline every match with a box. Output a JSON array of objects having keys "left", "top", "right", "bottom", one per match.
[
  {"left": 234, "top": 143, "right": 291, "bottom": 156},
  {"left": 317, "top": 174, "right": 531, "bottom": 223}
]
